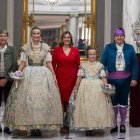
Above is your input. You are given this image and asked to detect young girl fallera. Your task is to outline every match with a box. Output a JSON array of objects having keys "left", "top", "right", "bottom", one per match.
[{"left": 73, "top": 47, "right": 114, "bottom": 136}]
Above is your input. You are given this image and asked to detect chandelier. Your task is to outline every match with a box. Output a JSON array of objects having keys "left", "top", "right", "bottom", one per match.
[{"left": 40, "top": 0, "right": 69, "bottom": 5}]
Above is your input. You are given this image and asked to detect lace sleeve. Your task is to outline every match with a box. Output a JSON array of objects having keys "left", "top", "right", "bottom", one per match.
[
  {"left": 20, "top": 51, "right": 27, "bottom": 62},
  {"left": 45, "top": 51, "right": 52, "bottom": 62},
  {"left": 100, "top": 69, "right": 106, "bottom": 77},
  {"left": 77, "top": 67, "right": 85, "bottom": 77}
]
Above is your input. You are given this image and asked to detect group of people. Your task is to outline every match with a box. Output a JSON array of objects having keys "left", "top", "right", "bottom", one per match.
[{"left": 0, "top": 26, "right": 138, "bottom": 137}]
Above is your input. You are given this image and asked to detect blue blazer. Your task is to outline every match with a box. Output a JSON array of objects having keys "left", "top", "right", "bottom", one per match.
[{"left": 100, "top": 42, "right": 138, "bottom": 80}]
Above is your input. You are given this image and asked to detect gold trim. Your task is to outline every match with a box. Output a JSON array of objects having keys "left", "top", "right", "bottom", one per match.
[
  {"left": 22, "top": 0, "right": 35, "bottom": 45},
  {"left": 83, "top": 0, "right": 96, "bottom": 49},
  {"left": 84, "top": 0, "right": 87, "bottom": 50},
  {"left": 82, "top": 0, "right": 96, "bottom": 62},
  {"left": 90, "top": 0, "right": 96, "bottom": 48},
  {"left": 22, "top": 0, "right": 28, "bottom": 45},
  {"left": 80, "top": 57, "right": 87, "bottom": 62}
]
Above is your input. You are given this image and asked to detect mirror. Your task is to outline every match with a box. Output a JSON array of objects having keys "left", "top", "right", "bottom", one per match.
[{"left": 23, "top": 0, "right": 96, "bottom": 58}]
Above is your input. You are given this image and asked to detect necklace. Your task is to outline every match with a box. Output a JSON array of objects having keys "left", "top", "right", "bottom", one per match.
[{"left": 31, "top": 42, "right": 41, "bottom": 51}]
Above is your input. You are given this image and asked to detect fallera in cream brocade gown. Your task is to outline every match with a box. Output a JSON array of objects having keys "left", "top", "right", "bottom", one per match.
[
  {"left": 73, "top": 61, "right": 114, "bottom": 129},
  {"left": 3, "top": 43, "right": 63, "bottom": 131}
]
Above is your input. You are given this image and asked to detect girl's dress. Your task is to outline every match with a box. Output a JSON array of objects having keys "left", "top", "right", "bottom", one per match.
[
  {"left": 3, "top": 43, "right": 63, "bottom": 131},
  {"left": 73, "top": 61, "right": 114, "bottom": 129}
]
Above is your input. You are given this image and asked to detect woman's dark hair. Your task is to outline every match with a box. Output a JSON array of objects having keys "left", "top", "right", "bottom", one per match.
[
  {"left": 31, "top": 26, "right": 41, "bottom": 36},
  {"left": 86, "top": 47, "right": 99, "bottom": 60},
  {"left": 0, "top": 30, "right": 8, "bottom": 36},
  {"left": 59, "top": 31, "right": 74, "bottom": 47}
]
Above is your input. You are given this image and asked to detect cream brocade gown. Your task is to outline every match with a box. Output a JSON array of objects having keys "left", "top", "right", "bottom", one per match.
[
  {"left": 73, "top": 61, "right": 114, "bottom": 129},
  {"left": 3, "top": 43, "right": 63, "bottom": 131}
]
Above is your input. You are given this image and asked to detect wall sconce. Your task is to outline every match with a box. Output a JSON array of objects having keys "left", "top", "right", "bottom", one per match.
[{"left": 22, "top": 13, "right": 35, "bottom": 28}]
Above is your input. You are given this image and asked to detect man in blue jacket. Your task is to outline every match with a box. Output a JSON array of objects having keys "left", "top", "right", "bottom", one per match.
[{"left": 101, "top": 27, "right": 138, "bottom": 133}]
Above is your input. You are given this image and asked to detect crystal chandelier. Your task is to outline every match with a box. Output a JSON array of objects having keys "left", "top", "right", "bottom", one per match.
[
  {"left": 49, "top": 0, "right": 60, "bottom": 4},
  {"left": 40, "top": 0, "right": 69, "bottom": 5}
]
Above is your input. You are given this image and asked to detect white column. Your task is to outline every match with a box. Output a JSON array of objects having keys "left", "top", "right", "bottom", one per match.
[
  {"left": 7, "top": 0, "right": 14, "bottom": 45},
  {"left": 55, "top": 28, "right": 60, "bottom": 42},
  {"left": 69, "top": 14, "right": 78, "bottom": 46},
  {"left": 65, "top": 19, "right": 69, "bottom": 31},
  {"left": 123, "top": 0, "right": 140, "bottom": 53},
  {"left": 104, "top": 0, "right": 111, "bottom": 46},
  {"left": 78, "top": 16, "right": 83, "bottom": 39}
]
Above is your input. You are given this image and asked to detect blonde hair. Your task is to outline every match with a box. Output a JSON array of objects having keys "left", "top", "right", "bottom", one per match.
[{"left": 86, "top": 47, "right": 99, "bottom": 60}]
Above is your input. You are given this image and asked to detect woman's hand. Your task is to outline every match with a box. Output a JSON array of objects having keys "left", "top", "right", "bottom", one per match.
[
  {"left": 53, "top": 76, "right": 58, "bottom": 85},
  {"left": 73, "top": 89, "right": 78, "bottom": 100}
]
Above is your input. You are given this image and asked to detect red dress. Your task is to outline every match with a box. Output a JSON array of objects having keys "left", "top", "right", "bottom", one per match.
[{"left": 52, "top": 46, "right": 80, "bottom": 105}]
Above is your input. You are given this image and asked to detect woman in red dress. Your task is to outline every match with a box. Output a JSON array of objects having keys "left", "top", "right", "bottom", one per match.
[{"left": 52, "top": 31, "right": 80, "bottom": 134}]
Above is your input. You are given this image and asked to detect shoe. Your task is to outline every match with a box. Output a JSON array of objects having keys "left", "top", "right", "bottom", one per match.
[
  {"left": 110, "top": 126, "right": 118, "bottom": 133},
  {"left": 35, "top": 129, "right": 42, "bottom": 136},
  {"left": 60, "top": 126, "right": 69, "bottom": 134},
  {"left": 4, "top": 127, "right": 11, "bottom": 134},
  {"left": 91, "top": 130, "right": 96, "bottom": 136},
  {"left": 30, "top": 129, "right": 42, "bottom": 136},
  {"left": 0, "top": 125, "right": 2, "bottom": 132},
  {"left": 120, "top": 125, "right": 126, "bottom": 133},
  {"left": 30, "top": 129, "right": 36, "bottom": 136},
  {"left": 85, "top": 130, "right": 92, "bottom": 136}
]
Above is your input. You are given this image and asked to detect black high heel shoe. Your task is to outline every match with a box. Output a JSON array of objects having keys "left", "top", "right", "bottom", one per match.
[
  {"left": 85, "top": 130, "right": 92, "bottom": 136},
  {"left": 30, "top": 129, "right": 42, "bottom": 136},
  {"left": 30, "top": 129, "right": 36, "bottom": 136},
  {"left": 35, "top": 129, "right": 42, "bottom": 136},
  {"left": 60, "top": 126, "right": 69, "bottom": 134},
  {"left": 4, "top": 127, "right": 11, "bottom": 134}
]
